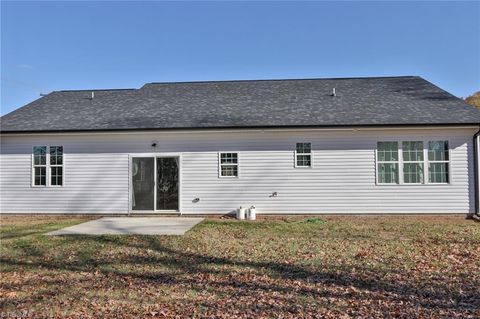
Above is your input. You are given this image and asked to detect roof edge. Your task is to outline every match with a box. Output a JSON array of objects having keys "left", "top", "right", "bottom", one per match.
[{"left": 2, "top": 122, "right": 479, "bottom": 135}]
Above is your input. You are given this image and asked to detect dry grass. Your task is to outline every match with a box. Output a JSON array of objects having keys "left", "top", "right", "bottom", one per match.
[{"left": 1, "top": 215, "right": 479, "bottom": 318}]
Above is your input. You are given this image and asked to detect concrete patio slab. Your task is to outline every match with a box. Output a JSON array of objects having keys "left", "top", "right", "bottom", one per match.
[{"left": 47, "top": 217, "right": 204, "bottom": 236}]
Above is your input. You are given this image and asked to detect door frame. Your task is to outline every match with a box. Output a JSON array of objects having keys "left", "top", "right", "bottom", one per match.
[{"left": 129, "top": 153, "right": 182, "bottom": 214}]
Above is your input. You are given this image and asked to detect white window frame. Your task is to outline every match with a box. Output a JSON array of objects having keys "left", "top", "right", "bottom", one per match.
[
  {"left": 218, "top": 152, "right": 239, "bottom": 178},
  {"left": 427, "top": 141, "right": 451, "bottom": 185},
  {"left": 31, "top": 145, "right": 64, "bottom": 187},
  {"left": 32, "top": 146, "right": 47, "bottom": 187},
  {"left": 49, "top": 146, "right": 64, "bottom": 187},
  {"left": 402, "top": 141, "right": 425, "bottom": 185},
  {"left": 376, "top": 139, "right": 451, "bottom": 186},
  {"left": 375, "top": 141, "right": 399, "bottom": 185},
  {"left": 294, "top": 142, "right": 312, "bottom": 168}
]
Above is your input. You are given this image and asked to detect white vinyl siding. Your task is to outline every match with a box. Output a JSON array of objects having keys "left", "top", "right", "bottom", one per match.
[{"left": 0, "top": 127, "right": 476, "bottom": 214}]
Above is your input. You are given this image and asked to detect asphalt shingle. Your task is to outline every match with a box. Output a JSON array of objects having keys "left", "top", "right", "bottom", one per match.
[{"left": 1, "top": 76, "right": 479, "bottom": 133}]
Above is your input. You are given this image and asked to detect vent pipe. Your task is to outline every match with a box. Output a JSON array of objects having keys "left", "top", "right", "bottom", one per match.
[
  {"left": 91, "top": 92, "right": 95, "bottom": 100},
  {"left": 332, "top": 88, "right": 336, "bottom": 97}
]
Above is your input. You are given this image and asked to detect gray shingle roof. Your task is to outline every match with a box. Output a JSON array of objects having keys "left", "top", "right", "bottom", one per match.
[{"left": 1, "top": 76, "right": 479, "bottom": 133}]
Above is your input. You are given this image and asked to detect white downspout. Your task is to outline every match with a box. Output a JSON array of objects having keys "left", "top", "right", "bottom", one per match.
[{"left": 475, "top": 129, "right": 480, "bottom": 217}]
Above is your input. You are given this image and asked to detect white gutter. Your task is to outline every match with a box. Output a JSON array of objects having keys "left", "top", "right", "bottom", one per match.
[{"left": 2, "top": 125, "right": 479, "bottom": 137}]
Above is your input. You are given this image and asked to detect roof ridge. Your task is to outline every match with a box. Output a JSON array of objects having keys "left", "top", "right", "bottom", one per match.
[
  {"left": 142, "top": 76, "right": 420, "bottom": 87},
  {"left": 56, "top": 88, "right": 136, "bottom": 93},
  {"left": 47, "top": 76, "right": 421, "bottom": 93}
]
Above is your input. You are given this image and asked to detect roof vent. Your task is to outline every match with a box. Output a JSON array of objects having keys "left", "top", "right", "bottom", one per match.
[
  {"left": 91, "top": 92, "right": 95, "bottom": 100},
  {"left": 331, "top": 88, "right": 336, "bottom": 97}
]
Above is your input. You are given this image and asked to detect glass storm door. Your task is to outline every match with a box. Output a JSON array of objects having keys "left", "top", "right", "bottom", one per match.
[
  {"left": 132, "top": 157, "right": 155, "bottom": 210},
  {"left": 156, "top": 157, "right": 179, "bottom": 210}
]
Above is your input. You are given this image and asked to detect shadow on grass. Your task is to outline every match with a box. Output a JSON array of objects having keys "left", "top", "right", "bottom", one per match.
[
  {"left": 0, "top": 219, "right": 91, "bottom": 240},
  {"left": 0, "top": 229, "right": 54, "bottom": 240},
  {"left": 1, "top": 233, "right": 478, "bottom": 314}
]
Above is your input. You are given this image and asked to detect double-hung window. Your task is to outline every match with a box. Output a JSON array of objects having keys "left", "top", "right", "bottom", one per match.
[
  {"left": 428, "top": 141, "right": 449, "bottom": 183},
  {"left": 376, "top": 140, "right": 450, "bottom": 185},
  {"left": 376, "top": 142, "right": 399, "bottom": 184},
  {"left": 32, "top": 146, "right": 63, "bottom": 187},
  {"left": 33, "top": 146, "right": 47, "bottom": 186},
  {"left": 50, "top": 146, "right": 63, "bottom": 186},
  {"left": 295, "top": 143, "right": 312, "bottom": 167},
  {"left": 219, "top": 152, "right": 238, "bottom": 177},
  {"left": 402, "top": 141, "right": 424, "bottom": 184}
]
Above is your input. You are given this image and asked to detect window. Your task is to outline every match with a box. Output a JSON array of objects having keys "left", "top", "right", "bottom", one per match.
[
  {"left": 376, "top": 142, "right": 399, "bottom": 184},
  {"left": 295, "top": 142, "right": 312, "bottom": 167},
  {"left": 219, "top": 153, "right": 238, "bottom": 177},
  {"left": 402, "top": 141, "right": 424, "bottom": 184},
  {"left": 376, "top": 140, "right": 451, "bottom": 185},
  {"left": 428, "top": 141, "right": 449, "bottom": 183},
  {"left": 50, "top": 146, "right": 63, "bottom": 186},
  {"left": 33, "top": 146, "right": 47, "bottom": 186},
  {"left": 32, "top": 146, "right": 63, "bottom": 186}
]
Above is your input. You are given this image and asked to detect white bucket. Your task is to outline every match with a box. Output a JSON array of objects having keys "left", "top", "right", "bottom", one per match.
[
  {"left": 248, "top": 206, "right": 256, "bottom": 220},
  {"left": 237, "top": 207, "right": 246, "bottom": 220}
]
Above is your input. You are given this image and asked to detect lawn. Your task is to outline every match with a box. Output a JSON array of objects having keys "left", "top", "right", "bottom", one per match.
[{"left": 1, "top": 215, "right": 479, "bottom": 318}]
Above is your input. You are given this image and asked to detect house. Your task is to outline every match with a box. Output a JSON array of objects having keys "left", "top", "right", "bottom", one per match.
[{"left": 1, "top": 76, "right": 479, "bottom": 215}]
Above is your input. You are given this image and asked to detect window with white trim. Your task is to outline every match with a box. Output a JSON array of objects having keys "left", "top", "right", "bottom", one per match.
[
  {"left": 50, "top": 146, "right": 63, "bottom": 186},
  {"left": 402, "top": 141, "right": 424, "bottom": 184},
  {"left": 428, "top": 141, "right": 449, "bottom": 183},
  {"left": 219, "top": 153, "right": 238, "bottom": 177},
  {"left": 376, "top": 140, "right": 450, "bottom": 185},
  {"left": 32, "top": 146, "right": 63, "bottom": 187},
  {"left": 376, "top": 142, "right": 399, "bottom": 184},
  {"left": 295, "top": 142, "right": 312, "bottom": 167},
  {"left": 33, "top": 146, "right": 47, "bottom": 186}
]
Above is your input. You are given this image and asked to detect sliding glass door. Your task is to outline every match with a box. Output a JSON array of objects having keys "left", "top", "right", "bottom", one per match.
[
  {"left": 132, "top": 157, "right": 155, "bottom": 210},
  {"left": 156, "top": 158, "right": 179, "bottom": 210},
  {"left": 131, "top": 156, "right": 179, "bottom": 211}
]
